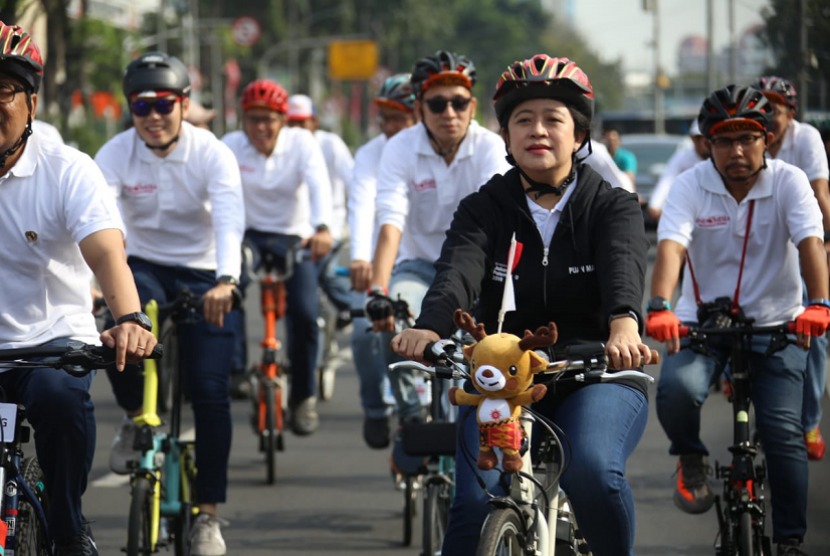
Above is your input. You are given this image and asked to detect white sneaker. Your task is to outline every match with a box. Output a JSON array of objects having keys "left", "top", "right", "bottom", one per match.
[
  {"left": 189, "top": 514, "right": 227, "bottom": 556},
  {"left": 109, "top": 415, "right": 140, "bottom": 475}
]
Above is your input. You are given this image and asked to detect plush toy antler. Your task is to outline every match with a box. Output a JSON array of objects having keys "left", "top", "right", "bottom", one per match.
[
  {"left": 453, "top": 309, "right": 487, "bottom": 342},
  {"left": 518, "top": 323, "right": 559, "bottom": 351}
]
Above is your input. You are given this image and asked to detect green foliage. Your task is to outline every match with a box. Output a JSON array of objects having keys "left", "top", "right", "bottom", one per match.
[{"left": 68, "top": 17, "right": 135, "bottom": 98}]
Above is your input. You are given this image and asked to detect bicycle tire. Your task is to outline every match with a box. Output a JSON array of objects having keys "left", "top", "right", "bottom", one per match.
[
  {"left": 127, "top": 477, "right": 154, "bottom": 556},
  {"left": 422, "top": 481, "right": 451, "bottom": 556},
  {"left": 158, "top": 325, "right": 178, "bottom": 413},
  {"left": 173, "top": 446, "right": 196, "bottom": 556},
  {"left": 403, "top": 475, "right": 416, "bottom": 546},
  {"left": 475, "top": 508, "right": 525, "bottom": 556},
  {"left": 264, "top": 381, "right": 277, "bottom": 485},
  {"left": 739, "top": 511, "right": 754, "bottom": 556},
  {"left": 16, "top": 456, "right": 49, "bottom": 556},
  {"left": 317, "top": 361, "right": 336, "bottom": 401}
]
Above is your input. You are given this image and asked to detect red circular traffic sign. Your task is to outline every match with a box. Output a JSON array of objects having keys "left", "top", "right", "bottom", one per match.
[{"left": 231, "top": 16, "right": 262, "bottom": 48}]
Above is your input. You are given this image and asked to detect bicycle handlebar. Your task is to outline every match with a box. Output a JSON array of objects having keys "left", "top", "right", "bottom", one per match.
[
  {"left": 0, "top": 341, "right": 163, "bottom": 377},
  {"left": 678, "top": 322, "right": 796, "bottom": 338}
]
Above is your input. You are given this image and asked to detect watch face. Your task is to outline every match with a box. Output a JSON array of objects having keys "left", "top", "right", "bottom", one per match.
[{"left": 649, "top": 298, "right": 668, "bottom": 312}]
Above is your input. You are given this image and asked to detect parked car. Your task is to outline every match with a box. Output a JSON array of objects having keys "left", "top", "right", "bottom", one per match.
[{"left": 620, "top": 133, "right": 690, "bottom": 205}]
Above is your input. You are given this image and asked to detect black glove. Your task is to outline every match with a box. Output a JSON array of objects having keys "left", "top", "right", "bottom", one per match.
[{"left": 365, "top": 288, "right": 394, "bottom": 321}]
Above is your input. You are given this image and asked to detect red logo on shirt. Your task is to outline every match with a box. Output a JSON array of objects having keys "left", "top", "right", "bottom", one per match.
[
  {"left": 123, "top": 183, "right": 158, "bottom": 196},
  {"left": 411, "top": 179, "right": 437, "bottom": 192},
  {"left": 695, "top": 215, "right": 731, "bottom": 229},
  {"left": 239, "top": 165, "right": 256, "bottom": 174}
]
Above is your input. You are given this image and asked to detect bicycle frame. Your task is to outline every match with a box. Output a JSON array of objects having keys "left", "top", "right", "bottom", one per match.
[
  {"left": 256, "top": 271, "right": 285, "bottom": 434},
  {"left": 128, "top": 299, "right": 195, "bottom": 552}
]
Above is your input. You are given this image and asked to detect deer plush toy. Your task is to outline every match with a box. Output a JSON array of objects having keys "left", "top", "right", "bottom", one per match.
[{"left": 448, "top": 309, "right": 558, "bottom": 473}]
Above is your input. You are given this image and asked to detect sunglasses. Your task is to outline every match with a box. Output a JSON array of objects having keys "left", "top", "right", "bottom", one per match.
[
  {"left": 424, "top": 95, "right": 472, "bottom": 115},
  {"left": 129, "top": 97, "right": 180, "bottom": 117}
]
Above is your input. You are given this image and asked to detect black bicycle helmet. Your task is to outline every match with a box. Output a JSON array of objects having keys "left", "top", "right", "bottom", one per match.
[
  {"left": 411, "top": 50, "right": 476, "bottom": 97},
  {"left": 122, "top": 52, "right": 191, "bottom": 98},
  {"left": 374, "top": 73, "right": 416, "bottom": 111},
  {"left": 698, "top": 85, "right": 772, "bottom": 138},
  {"left": 754, "top": 76, "right": 797, "bottom": 111},
  {"left": 493, "top": 54, "right": 594, "bottom": 128}
]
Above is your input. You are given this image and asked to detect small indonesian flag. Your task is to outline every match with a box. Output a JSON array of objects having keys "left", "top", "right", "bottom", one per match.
[{"left": 498, "top": 233, "right": 523, "bottom": 333}]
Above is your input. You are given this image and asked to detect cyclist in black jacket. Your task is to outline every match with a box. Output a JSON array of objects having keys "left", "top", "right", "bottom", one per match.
[{"left": 393, "top": 55, "right": 651, "bottom": 556}]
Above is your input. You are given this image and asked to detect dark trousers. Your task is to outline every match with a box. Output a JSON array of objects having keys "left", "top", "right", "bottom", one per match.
[
  {"left": 0, "top": 337, "right": 94, "bottom": 541},
  {"left": 105, "top": 257, "right": 239, "bottom": 503}
]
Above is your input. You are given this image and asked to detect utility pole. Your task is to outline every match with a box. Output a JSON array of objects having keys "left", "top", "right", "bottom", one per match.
[
  {"left": 653, "top": 0, "right": 665, "bottom": 134},
  {"left": 728, "top": 0, "right": 736, "bottom": 84},
  {"left": 157, "top": 0, "right": 167, "bottom": 53},
  {"left": 706, "top": 0, "right": 716, "bottom": 93},
  {"left": 798, "top": 0, "right": 809, "bottom": 121}
]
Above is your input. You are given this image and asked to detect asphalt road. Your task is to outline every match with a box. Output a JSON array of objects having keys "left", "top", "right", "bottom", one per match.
[{"left": 82, "top": 244, "right": 830, "bottom": 555}]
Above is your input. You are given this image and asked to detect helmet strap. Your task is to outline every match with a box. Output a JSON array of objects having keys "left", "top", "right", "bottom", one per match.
[
  {"left": 518, "top": 153, "right": 578, "bottom": 200},
  {"left": 0, "top": 93, "right": 34, "bottom": 169},
  {"left": 424, "top": 122, "right": 466, "bottom": 159},
  {"left": 144, "top": 120, "right": 182, "bottom": 152},
  {"left": 710, "top": 154, "right": 767, "bottom": 186}
]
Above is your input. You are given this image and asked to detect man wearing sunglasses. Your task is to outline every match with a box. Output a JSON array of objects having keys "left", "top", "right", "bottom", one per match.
[
  {"left": 95, "top": 52, "right": 244, "bottom": 556},
  {"left": 366, "top": 51, "right": 510, "bottom": 474}
]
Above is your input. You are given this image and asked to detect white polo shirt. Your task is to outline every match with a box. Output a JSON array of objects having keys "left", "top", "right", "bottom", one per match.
[
  {"left": 579, "top": 140, "right": 634, "bottom": 192},
  {"left": 348, "top": 133, "right": 387, "bottom": 262},
  {"left": 0, "top": 133, "right": 124, "bottom": 349},
  {"left": 95, "top": 122, "right": 244, "bottom": 279},
  {"left": 315, "top": 129, "right": 353, "bottom": 241},
  {"left": 222, "top": 128, "right": 332, "bottom": 239},
  {"left": 648, "top": 146, "right": 704, "bottom": 211},
  {"left": 32, "top": 120, "right": 64, "bottom": 144},
  {"left": 659, "top": 158, "right": 822, "bottom": 325},
  {"left": 375, "top": 120, "right": 510, "bottom": 264},
  {"left": 771, "top": 119, "right": 829, "bottom": 182}
]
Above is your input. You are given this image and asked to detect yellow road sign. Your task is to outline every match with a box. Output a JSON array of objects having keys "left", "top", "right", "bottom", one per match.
[{"left": 328, "top": 40, "right": 378, "bottom": 81}]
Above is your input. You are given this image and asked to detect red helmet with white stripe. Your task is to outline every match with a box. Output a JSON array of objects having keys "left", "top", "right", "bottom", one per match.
[{"left": 0, "top": 21, "right": 43, "bottom": 92}]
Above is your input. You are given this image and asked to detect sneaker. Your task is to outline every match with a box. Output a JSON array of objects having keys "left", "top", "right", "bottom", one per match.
[
  {"left": 109, "top": 415, "right": 140, "bottom": 475},
  {"left": 805, "top": 427, "right": 826, "bottom": 460},
  {"left": 189, "top": 513, "right": 227, "bottom": 556},
  {"left": 54, "top": 531, "right": 99, "bottom": 556},
  {"left": 673, "top": 454, "right": 715, "bottom": 514},
  {"left": 777, "top": 538, "right": 808, "bottom": 556},
  {"left": 363, "top": 416, "right": 391, "bottom": 449},
  {"left": 290, "top": 396, "right": 319, "bottom": 436}
]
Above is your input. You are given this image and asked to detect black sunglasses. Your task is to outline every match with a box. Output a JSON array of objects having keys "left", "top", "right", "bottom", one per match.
[
  {"left": 129, "top": 97, "right": 180, "bottom": 117},
  {"left": 424, "top": 95, "right": 472, "bottom": 115}
]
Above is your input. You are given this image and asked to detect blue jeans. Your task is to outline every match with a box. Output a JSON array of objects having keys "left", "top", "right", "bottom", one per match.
[
  {"left": 351, "top": 291, "right": 393, "bottom": 418},
  {"left": 0, "top": 338, "right": 95, "bottom": 541},
  {"left": 243, "top": 230, "right": 319, "bottom": 403},
  {"left": 105, "top": 257, "right": 239, "bottom": 504},
  {"left": 656, "top": 332, "right": 808, "bottom": 543},
  {"left": 801, "top": 281, "right": 826, "bottom": 431},
  {"left": 443, "top": 384, "right": 648, "bottom": 556},
  {"left": 386, "top": 259, "right": 436, "bottom": 421}
]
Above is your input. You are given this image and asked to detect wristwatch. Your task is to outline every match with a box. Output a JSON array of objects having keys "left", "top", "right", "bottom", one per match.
[
  {"left": 647, "top": 296, "right": 671, "bottom": 313},
  {"left": 823, "top": 231, "right": 830, "bottom": 242},
  {"left": 315, "top": 224, "right": 330, "bottom": 233},
  {"left": 116, "top": 311, "right": 152, "bottom": 331},
  {"left": 216, "top": 275, "right": 239, "bottom": 286},
  {"left": 608, "top": 311, "right": 639, "bottom": 326},
  {"left": 808, "top": 298, "right": 830, "bottom": 309}
]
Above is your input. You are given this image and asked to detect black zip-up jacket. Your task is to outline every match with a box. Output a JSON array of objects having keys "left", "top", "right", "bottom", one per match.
[{"left": 414, "top": 163, "right": 650, "bottom": 399}]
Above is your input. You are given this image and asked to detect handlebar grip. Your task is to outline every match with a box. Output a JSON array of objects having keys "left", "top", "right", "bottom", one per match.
[
  {"left": 678, "top": 326, "right": 690, "bottom": 338},
  {"left": 148, "top": 344, "right": 164, "bottom": 359},
  {"left": 649, "top": 349, "right": 660, "bottom": 365},
  {"left": 422, "top": 342, "right": 440, "bottom": 364},
  {"left": 350, "top": 308, "right": 366, "bottom": 319}
]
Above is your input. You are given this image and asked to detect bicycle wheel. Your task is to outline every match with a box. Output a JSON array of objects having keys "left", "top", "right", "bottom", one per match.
[
  {"left": 173, "top": 446, "right": 197, "bottom": 556},
  {"left": 739, "top": 511, "right": 754, "bottom": 556},
  {"left": 264, "top": 381, "right": 277, "bottom": 485},
  {"left": 127, "top": 477, "right": 154, "bottom": 556},
  {"left": 317, "top": 314, "right": 338, "bottom": 401},
  {"left": 476, "top": 508, "right": 525, "bottom": 556},
  {"left": 402, "top": 475, "right": 417, "bottom": 546},
  {"left": 422, "top": 481, "right": 451, "bottom": 556},
  {"left": 16, "top": 456, "right": 49, "bottom": 556}
]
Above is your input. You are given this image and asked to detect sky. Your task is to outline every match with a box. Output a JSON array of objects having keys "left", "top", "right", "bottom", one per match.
[{"left": 572, "top": 0, "right": 770, "bottom": 75}]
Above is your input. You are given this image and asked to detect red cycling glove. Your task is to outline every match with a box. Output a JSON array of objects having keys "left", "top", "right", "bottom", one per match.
[
  {"left": 796, "top": 305, "right": 830, "bottom": 337},
  {"left": 646, "top": 310, "right": 681, "bottom": 342}
]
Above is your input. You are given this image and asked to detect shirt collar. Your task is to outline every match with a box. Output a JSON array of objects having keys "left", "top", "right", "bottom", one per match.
[
  {"left": 136, "top": 121, "right": 191, "bottom": 164},
  {"left": 778, "top": 120, "right": 796, "bottom": 155},
  {"left": 699, "top": 158, "right": 773, "bottom": 200},
  {"left": 416, "top": 120, "right": 479, "bottom": 161},
  {"left": 7, "top": 131, "right": 38, "bottom": 178}
]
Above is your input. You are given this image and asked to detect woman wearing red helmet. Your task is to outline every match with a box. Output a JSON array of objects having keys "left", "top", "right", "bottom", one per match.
[
  {"left": 222, "top": 79, "right": 333, "bottom": 435},
  {"left": 392, "top": 54, "right": 651, "bottom": 555}
]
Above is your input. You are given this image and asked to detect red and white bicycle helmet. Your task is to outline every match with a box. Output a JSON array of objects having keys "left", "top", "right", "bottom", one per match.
[
  {"left": 0, "top": 21, "right": 43, "bottom": 92},
  {"left": 241, "top": 79, "right": 289, "bottom": 114},
  {"left": 493, "top": 55, "right": 594, "bottom": 127},
  {"left": 753, "top": 76, "right": 798, "bottom": 111}
]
